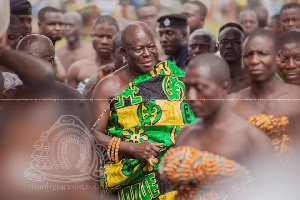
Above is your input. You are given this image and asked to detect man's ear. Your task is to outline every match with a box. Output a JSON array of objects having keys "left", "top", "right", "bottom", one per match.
[
  {"left": 276, "top": 50, "right": 282, "bottom": 66},
  {"left": 182, "top": 28, "right": 189, "bottom": 42},
  {"left": 120, "top": 47, "right": 126, "bottom": 57}
]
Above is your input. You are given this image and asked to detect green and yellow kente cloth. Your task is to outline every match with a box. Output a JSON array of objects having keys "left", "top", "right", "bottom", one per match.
[{"left": 103, "top": 60, "right": 196, "bottom": 200}]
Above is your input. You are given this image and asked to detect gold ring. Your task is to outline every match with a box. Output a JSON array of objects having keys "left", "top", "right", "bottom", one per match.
[{"left": 148, "top": 156, "right": 158, "bottom": 166}]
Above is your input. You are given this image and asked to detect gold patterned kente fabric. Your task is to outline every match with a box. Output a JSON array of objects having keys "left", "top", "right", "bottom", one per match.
[
  {"left": 159, "top": 146, "right": 253, "bottom": 200},
  {"left": 247, "top": 114, "right": 292, "bottom": 161},
  {"left": 103, "top": 60, "right": 196, "bottom": 200}
]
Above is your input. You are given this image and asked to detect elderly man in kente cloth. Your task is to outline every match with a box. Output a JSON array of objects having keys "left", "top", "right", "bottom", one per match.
[{"left": 90, "top": 21, "right": 195, "bottom": 199}]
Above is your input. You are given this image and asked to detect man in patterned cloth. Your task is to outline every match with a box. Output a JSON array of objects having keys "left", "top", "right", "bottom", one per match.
[{"left": 90, "top": 21, "right": 195, "bottom": 199}]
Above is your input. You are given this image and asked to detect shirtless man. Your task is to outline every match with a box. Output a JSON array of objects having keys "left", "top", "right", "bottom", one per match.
[
  {"left": 218, "top": 22, "right": 250, "bottom": 93},
  {"left": 228, "top": 29, "right": 300, "bottom": 119},
  {"left": 56, "top": 11, "right": 96, "bottom": 72},
  {"left": 228, "top": 29, "right": 300, "bottom": 162},
  {"left": 277, "top": 31, "right": 300, "bottom": 86},
  {"left": 280, "top": 3, "right": 300, "bottom": 32},
  {"left": 38, "top": 6, "right": 65, "bottom": 82},
  {"left": 67, "top": 15, "right": 119, "bottom": 88},
  {"left": 83, "top": 31, "right": 124, "bottom": 99},
  {"left": 159, "top": 54, "right": 274, "bottom": 199},
  {"left": 181, "top": 0, "right": 207, "bottom": 34},
  {"left": 179, "top": 53, "right": 272, "bottom": 165},
  {"left": 238, "top": 10, "right": 258, "bottom": 36}
]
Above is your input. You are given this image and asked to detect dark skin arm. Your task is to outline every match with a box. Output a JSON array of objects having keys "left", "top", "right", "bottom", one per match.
[{"left": 90, "top": 73, "right": 162, "bottom": 161}]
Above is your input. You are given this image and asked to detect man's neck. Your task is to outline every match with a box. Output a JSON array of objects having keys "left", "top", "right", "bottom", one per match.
[
  {"left": 229, "top": 59, "right": 245, "bottom": 81},
  {"left": 250, "top": 74, "right": 283, "bottom": 99},
  {"left": 172, "top": 44, "right": 186, "bottom": 61},
  {"left": 95, "top": 55, "right": 112, "bottom": 67},
  {"left": 203, "top": 103, "right": 231, "bottom": 127},
  {"left": 67, "top": 40, "right": 80, "bottom": 50}
]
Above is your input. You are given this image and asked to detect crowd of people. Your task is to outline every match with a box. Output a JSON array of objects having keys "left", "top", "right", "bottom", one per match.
[{"left": 1, "top": 0, "right": 300, "bottom": 199}]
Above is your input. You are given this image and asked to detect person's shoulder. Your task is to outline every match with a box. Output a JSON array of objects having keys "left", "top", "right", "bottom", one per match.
[
  {"left": 282, "top": 83, "right": 300, "bottom": 97},
  {"left": 175, "top": 119, "right": 202, "bottom": 146},
  {"left": 91, "top": 69, "right": 124, "bottom": 99},
  {"left": 227, "top": 87, "right": 250, "bottom": 107},
  {"left": 69, "top": 58, "right": 94, "bottom": 70}
]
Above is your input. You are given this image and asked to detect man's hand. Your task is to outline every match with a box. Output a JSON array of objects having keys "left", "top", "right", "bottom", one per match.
[
  {"left": 98, "top": 64, "right": 114, "bottom": 79},
  {"left": 129, "top": 142, "right": 163, "bottom": 161}
]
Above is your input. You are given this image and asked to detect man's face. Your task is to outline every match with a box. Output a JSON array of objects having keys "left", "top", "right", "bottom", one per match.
[
  {"left": 14, "top": 14, "right": 32, "bottom": 37},
  {"left": 7, "top": 25, "right": 21, "bottom": 49},
  {"left": 280, "top": 8, "right": 300, "bottom": 32},
  {"left": 63, "top": 16, "right": 81, "bottom": 43},
  {"left": 158, "top": 27, "right": 187, "bottom": 56},
  {"left": 188, "top": 34, "right": 215, "bottom": 58},
  {"left": 181, "top": 3, "right": 203, "bottom": 33},
  {"left": 91, "top": 24, "right": 118, "bottom": 58},
  {"left": 185, "top": 65, "right": 223, "bottom": 118},
  {"left": 137, "top": 6, "right": 158, "bottom": 33},
  {"left": 239, "top": 12, "right": 258, "bottom": 35},
  {"left": 243, "top": 35, "right": 276, "bottom": 83},
  {"left": 219, "top": 28, "right": 243, "bottom": 64},
  {"left": 269, "top": 18, "right": 283, "bottom": 36},
  {"left": 277, "top": 42, "right": 300, "bottom": 85},
  {"left": 39, "top": 12, "right": 64, "bottom": 43},
  {"left": 123, "top": 27, "right": 158, "bottom": 74}
]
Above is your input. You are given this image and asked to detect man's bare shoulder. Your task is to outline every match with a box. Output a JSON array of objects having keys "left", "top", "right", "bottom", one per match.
[
  {"left": 175, "top": 119, "right": 202, "bottom": 146},
  {"left": 281, "top": 83, "right": 300, "bottom": 98},
  {"left": 92, "top": 67, "right": 127, "bottom": 99},
  {"left": 69, "top": 58, "right": 95, "bottom": 70},
  {"left": 227, "top": 87, "right": 250, "bottom": 107}
]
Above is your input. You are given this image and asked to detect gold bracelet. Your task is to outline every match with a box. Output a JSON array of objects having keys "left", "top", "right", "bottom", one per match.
[
  {"left": 107, "top": 137, "right": 116, "bottom": 160},
  {"left": 110, "top": 137, "right": 119, "bottom": 162},
  {"left": 114, "top": 138, "right": 121, "bottom": 163}
]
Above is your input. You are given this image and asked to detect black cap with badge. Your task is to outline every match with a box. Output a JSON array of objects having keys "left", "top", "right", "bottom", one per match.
[
  {"left": 157, "top": 14, "right": 187, "bottom": 28},
  {"left": 10, "top": 0, "right": 32, "bottom": 15}
]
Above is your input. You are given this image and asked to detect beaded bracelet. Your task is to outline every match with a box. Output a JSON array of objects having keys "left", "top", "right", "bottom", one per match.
[
  {"left": 114, "top": 138, "right": 121, "bottom": 163},
  {"left": 107, "top": 137, "right": 117, "bottom": 160}
]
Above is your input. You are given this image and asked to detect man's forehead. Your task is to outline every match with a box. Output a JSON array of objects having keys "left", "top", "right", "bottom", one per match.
[
  {"left": 219, "top": 28, "right": 242, "bottom": 39},
  {"left": 15, "top": 14, "right": 32, "bottom": 19},
  {"left": 240, "top": 12, "right": 256, "bottom": 20},
  {"left": 281, "top": 7, "right": 300, "bottom": 15},
  {"left": 189, "top": 35, "right": 213, "bottom": 43},
  {"left": 44, "top": 12, "right": 62, "bottom": 21},
  {"left": 244, "top": 35, "right": 273, "bottom": 49},
  {"left": 280, "top": 42, "right": 300, "bottom": 50}
]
